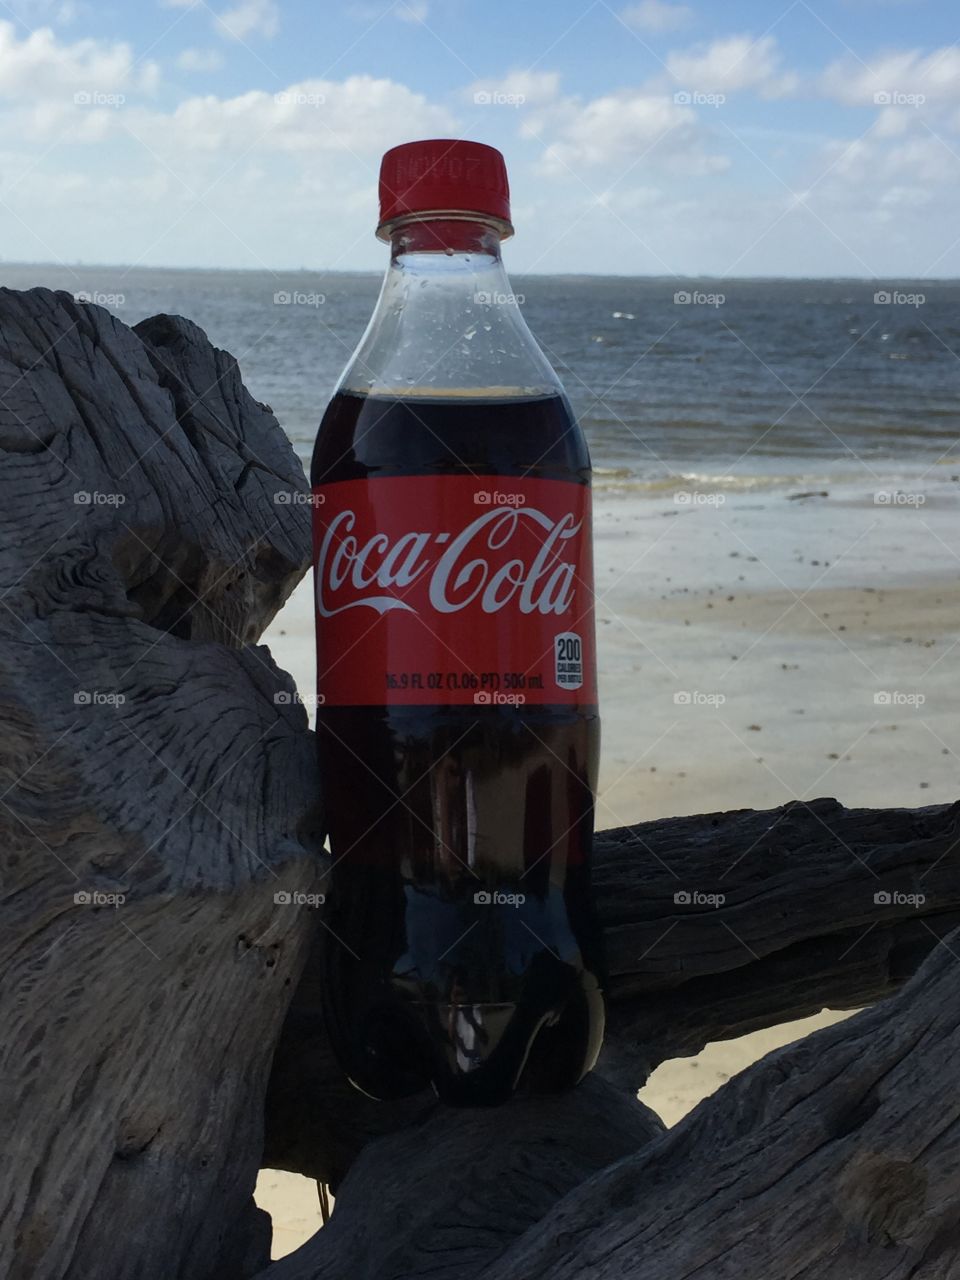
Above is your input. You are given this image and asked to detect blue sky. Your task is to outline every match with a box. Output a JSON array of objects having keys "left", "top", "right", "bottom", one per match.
[{"left": 1, "top": 0, "right": 958, "bottom": 274}]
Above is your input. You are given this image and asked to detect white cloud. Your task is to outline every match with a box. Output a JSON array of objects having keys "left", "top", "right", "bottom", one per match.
[
  {"left": 139, "top": 75, "right": 455, "bottom": 154},
  {"left": 176, "top": 47, "right": 225, "bottom": 72},
  {"left": 466, "top": 70, "right": 561, "bottom": 106},
  {"left": 0, "top": 15, "right": 957, "bottom": 275},
  {"left": 214, "top": 0, "right": 279, "bottom": 40},
  {"left": 0, "top": 55, "right": 460, "bottom": 267},
  {"left": 666, "top": 34, "right": 798, "bottom": 98},
  {"left": 0, "top": 19, "right": 158, "bottom": 98},
  {"left": 825, "top": 132, "right": 956, "bottom": 189},
  {"left": 820, "top": 46, "right": 960, "bottom": 106},
  {"left": 620, "top": 1, "right": 693, "bottom": 33},
  {"left": 531, "top": 89, "right": 727, "bottom": 176},
  {"left": 7, "top": 64, "right": 454, "bottom": 155}
]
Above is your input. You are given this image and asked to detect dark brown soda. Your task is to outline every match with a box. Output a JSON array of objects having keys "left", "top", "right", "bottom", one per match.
[{"left": 311, "top": 390, "right": 604, "bottom": 1105}]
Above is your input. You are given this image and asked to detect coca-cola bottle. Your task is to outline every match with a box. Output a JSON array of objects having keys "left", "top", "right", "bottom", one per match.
[{"left": 311, "top": 138, "right": 604, "bottom": 1105}]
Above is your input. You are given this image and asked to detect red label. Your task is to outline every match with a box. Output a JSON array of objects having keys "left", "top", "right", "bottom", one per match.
[{"left": 312, "top": 476, "right": 597, "bottom": 706}]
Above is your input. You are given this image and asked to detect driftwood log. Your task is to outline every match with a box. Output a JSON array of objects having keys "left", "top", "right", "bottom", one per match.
[
  {"left": 0, "top": 289, "right": 324, "bottom": 1280},
  {"left": 1, "top": 287, "right": 957, "bottom": 1280}
]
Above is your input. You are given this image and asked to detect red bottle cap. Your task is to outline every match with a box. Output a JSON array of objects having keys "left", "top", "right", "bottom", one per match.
[{"left": 377, "top": 139, "right": 513, "bottom": 240}]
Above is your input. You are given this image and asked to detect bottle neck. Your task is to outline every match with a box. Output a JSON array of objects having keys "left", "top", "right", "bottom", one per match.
[
  {"left": 387, "top": 217, "right": 505, "bottom": 259},
  {"left": 337, "top": 217, "right": 563, "bottom": 400}
]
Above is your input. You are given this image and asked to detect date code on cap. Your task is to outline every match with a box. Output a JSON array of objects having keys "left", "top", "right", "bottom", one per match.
[{"left": 554, "top": 632, "right": 583, "bottom": 691}]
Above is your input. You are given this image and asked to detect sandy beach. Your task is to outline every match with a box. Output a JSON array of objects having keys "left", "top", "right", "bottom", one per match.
[{"left": 256, "top": 475, "right": 959, "bottom": 1256}]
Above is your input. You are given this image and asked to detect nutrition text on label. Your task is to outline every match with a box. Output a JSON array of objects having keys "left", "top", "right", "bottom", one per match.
[{"left": 384, "top": 671, "right": 544, "bottom": 692}]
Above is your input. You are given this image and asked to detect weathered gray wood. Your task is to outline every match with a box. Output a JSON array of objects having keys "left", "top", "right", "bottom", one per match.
[
  {"left": 266, "top": 796, "right": 960, "bottom": 1182},
  {"left": 0, "top": 289, "right": 321, "bottom": 1280},
  {"left": 257, "top": 1076, "right": 664, "bottom": 1280},
  {"left": 5, "top": 286, "right": 959, "bottom": 1280},
  {"left": 480, "top": 923, "right": 960, "bottom": 1280},
  {"left": 258, "top": 925, "right": 960, "bottom": 1280},
  {"left": 596, "top": 796, "right": 960, "bottom": 1082}
]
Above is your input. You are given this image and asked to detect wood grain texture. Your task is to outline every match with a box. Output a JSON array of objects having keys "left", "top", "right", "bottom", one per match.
[
  {"left": 481, "top": 923, "right": 960, "bottom": 1280},
  {"left": 258, "top": 926, "right": 960, "bottom": 1280},
  {"left": 0, "top": 289, "right": 322, "bottom": 1280},
  {"left": 596, "top": 796, "right": 960, "bottom": 1082},
  {"left": 266, "top": 796, "right": 960, "bottom": 1182},
  {"left": 257, "top": 1076, "right": 664, "bottom": 1280},
  {"left": 4, "top": 286, "right": 958, "bottom": 1280}
]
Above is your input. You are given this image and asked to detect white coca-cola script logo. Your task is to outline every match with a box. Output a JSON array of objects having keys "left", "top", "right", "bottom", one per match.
[{"left": 316, "top": 507, "right": 581, "bottom": 617}]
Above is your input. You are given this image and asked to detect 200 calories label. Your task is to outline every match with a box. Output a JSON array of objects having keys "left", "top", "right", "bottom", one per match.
[{"left": 312, "top": 476, "right": 597, "bottom": 706}]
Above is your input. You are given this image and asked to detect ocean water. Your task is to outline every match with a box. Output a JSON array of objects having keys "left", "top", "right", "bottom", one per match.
[{"left": 2, "top": 264, "right": 958, "bottom": 493}]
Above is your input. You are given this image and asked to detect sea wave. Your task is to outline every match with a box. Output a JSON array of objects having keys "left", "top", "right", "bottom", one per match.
[{"left": 592, "top": 469, "right": 839, "bottom": 495}]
